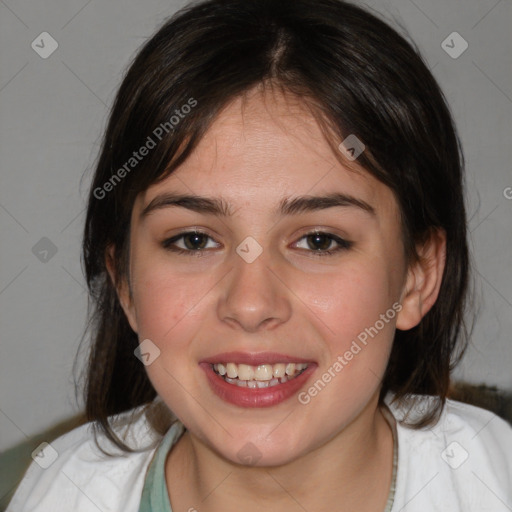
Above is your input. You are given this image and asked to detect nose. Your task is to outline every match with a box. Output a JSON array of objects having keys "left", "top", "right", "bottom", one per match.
[{"left": 217, "top": 246, "right": 292, "bottom": 332}]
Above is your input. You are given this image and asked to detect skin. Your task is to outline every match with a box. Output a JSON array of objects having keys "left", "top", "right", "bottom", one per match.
[{"left": 108, "top": 85, "right": 446, "bottom": 512}]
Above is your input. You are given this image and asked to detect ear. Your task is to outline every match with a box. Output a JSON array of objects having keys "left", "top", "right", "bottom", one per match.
[
  {"left": 395, "top": 228, "right": 446, "bottom": 331},
  {"left": 105, "top": 245, "right": 139, "bottom": 333}
]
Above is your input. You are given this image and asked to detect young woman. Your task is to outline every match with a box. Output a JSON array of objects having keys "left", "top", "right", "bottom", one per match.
[{"left": 8, "top": 0, "right": 512, "bottom": 510}]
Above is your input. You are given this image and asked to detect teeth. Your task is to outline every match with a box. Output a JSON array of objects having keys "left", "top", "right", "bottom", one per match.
[
  {"left": 212, "top": 361, "right": 309, "bottom": 386},
  {"left": 237, "top": 364, "right": 254, "bottom": 380},
  {"left": 285, "top": 363, "right": 296, "bottom": 376},
  {"left": 272, "top": 363, "right": 286, "bottom": 378},
  {"left": 226, "top": 363, "right": 237, "bottom": 378},
  {"left": 254, "top": 364, "right": 273, "bottom": 381}
]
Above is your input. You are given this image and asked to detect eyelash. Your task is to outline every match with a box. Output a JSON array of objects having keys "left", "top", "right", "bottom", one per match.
[{"left": 161, "top": 230, "right": 353, "bottom": 257}]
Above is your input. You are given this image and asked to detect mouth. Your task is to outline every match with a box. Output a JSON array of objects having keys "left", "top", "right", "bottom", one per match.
[
  {"left": 212, "top": 362, "right": 308, "bottom": 388},
  {"left": 199, "top": 355, "right": 316, "bottom": 407}
]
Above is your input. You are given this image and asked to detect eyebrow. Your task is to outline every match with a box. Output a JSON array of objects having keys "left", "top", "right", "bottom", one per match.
[{"left": 140, "top": 192, "right": 376, "bottom": 219}]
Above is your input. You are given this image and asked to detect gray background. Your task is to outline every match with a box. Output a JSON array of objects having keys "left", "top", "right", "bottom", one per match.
[{"left": 0, "top": 0, "right": 511, "bottom": 453}]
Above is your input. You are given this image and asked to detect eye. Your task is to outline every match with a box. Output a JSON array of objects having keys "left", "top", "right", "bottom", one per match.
[
  {"left": 161, "top": 230, "right": 352, "bottom": 257},
  {"left": 161, "top": 231, "right": 220, "bottom": 254},
  {"left": 294, "top": 231, "right": 352, "bottom": 256}
]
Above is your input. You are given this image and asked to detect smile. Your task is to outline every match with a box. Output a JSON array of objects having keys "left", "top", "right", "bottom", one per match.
[
  {"left": 200, "top": 357, "right": 316, "bottom": 407},
  {"left": 212, "top": 362, "right": 308, "bottom": 388}
]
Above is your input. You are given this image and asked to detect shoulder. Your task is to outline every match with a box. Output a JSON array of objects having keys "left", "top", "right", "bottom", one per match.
[
  {"left": 6, "top": 405, "right": 163, "bottom": 512},
  {"left": 433, "top": 397, "right": 511, "bottom": 475},
  {"left": 387, "top": 392, "right": 512, "bottom": 453},
  {"left": 386, "top": 393, "right": 512, "bottom": 511},
  {"left": 441, "top": 397, "right": 512, "bottom": 450}
]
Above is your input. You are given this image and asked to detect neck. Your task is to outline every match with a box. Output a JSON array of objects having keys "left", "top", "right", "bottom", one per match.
[{"left": 165, "top": 395, "right": 394, "bottom": 512}]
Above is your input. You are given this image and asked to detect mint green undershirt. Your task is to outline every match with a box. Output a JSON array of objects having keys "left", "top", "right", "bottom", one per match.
[{"left": 138, "top": 421, "right": 185, "bottom": 512}]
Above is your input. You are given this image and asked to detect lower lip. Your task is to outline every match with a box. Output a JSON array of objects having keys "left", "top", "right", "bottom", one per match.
[{"left": 200, "top": 363, "right": 316, "bottom": 408}]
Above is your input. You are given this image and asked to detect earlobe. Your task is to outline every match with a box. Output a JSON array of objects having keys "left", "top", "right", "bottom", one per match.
[
  {"left": 395, "top": 228, "right": 446, "bottom": 331},
  {"left": 105, "top": 245, "right": 139, "bottom": 333}
]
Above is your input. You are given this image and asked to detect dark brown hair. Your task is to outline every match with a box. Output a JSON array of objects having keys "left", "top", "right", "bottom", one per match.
[{"left": 80, "top": 0, "right": 472, "bottom": 451}]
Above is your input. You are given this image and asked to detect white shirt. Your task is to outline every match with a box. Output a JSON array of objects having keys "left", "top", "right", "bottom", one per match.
[{"left": 6, "top": 394, "right": 512, "bottom": 511}]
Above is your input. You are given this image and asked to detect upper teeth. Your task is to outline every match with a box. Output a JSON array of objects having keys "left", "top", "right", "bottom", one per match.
[{"left": 213, "top": 362, "right": 308, "bottom": 381}]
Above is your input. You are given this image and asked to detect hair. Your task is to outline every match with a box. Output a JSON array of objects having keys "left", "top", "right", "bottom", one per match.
[{"left": 80, "top": 0, "right": 472, "bottom": 452}]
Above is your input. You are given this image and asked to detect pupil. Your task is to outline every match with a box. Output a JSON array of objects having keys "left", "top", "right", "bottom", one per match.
[
  {"left": 185, "top": 233, "right": 207, "bottom": 250},
  {"left": 308, "top": 234, "right": 331, "bottom": 251}
]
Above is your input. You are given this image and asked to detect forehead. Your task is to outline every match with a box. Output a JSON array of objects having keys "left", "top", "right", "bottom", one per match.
[{"left": 134, "top": 87, "right": 398, "bottom": 220}]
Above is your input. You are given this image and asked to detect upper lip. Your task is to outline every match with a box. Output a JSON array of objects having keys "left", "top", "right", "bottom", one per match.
[{"left": 200, "top": 351, "right": 314, "bottom": 366}]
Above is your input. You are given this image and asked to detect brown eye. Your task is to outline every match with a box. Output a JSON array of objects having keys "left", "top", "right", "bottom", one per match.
[
  {"left": 161, "top": 231, "right": 220, "bottom": 254},
  {"left": 182, "top": 232, "right": 209, "bottom": 250},
  {"left": 294, "top": 231, "right": 353, "bottom": 256},
  {"left": 306, "top": 233, "right": 335, "bottom": 251}
]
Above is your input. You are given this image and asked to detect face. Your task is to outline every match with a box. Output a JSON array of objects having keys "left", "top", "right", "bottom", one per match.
[{"left": 117, "top": 87, "right": 412, "bottom": 466}]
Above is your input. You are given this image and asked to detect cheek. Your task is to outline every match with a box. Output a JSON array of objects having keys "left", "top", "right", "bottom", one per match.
[
  {"left": 296, "top": 257, "right": 399, "bottom": 396},
  {"left": 301, "top": 264, "right": 393, "bottom": 340},
  {"left": 293, "top": 263, "right": 398, "bottom": 429},
  {"left": 130, "top": 264, "right": 209, "bottom": 412},
  {"left": 128, "top": 255, "right": 220, "bottom": 384},
  {"left": 131, "top": 260, "right": 209, "bottom": 342}
]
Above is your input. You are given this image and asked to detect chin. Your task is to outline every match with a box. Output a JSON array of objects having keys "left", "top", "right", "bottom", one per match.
[{"left": 208, "top": 427, "right": 307, "bottom": 468}]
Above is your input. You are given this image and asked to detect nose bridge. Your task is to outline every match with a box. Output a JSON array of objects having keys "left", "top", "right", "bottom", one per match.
[{"left": 217, "top": 239, "right": 291, "bottom": 331}]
